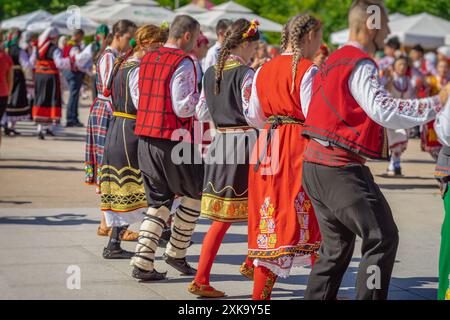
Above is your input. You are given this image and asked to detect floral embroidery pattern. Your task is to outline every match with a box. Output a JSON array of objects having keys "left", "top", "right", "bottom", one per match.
[
  {"left": 257, "top": 197, "right": 277, "bottom": 249},
  {"left": 295, "top": 191, "right": 312, "bottom": 244}
]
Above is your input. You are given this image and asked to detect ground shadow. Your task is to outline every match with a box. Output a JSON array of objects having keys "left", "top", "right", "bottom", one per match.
[
  {"left": 0, "top": 200, "right": 32, "bottom": 205},
  {"left": 375, "top": 174, "right": 436, "bottom": 181},
  {"left": 0, "top": 213, "right": 99, "bottom": 226}
]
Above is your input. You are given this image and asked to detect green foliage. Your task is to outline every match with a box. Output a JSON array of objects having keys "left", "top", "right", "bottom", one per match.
[{"left": 2, "top": 0, "right": 450, "bottom": 45}]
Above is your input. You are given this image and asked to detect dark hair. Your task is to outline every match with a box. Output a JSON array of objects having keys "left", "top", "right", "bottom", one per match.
[
  {"left": 73, "top": 29, "right": 85, "bottom": 37},
  {"left": 112, "top": 19, "right": 137, "bottom": 37},
  {"left": 169, "top": 15, "right": 200, "bottom": 40},
  {"left": 215, "top": 19, "right": 260, "bottom": 95},
  {"left": 394, "top": 55, "right": 410, "bottom": 66},
  {"left": 386, "top": 36, "right": 400, "bottom": 50},
  {"left": 216, "top": 19, "right": 232, "bottom": 35},
  {"left": 412, "top": 44, "right": 425, "bottom": 54}
]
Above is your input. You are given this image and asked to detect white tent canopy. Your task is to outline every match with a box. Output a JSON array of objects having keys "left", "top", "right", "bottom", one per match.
[
  {"left": 331, "top": 13, "right": 407, "bottom": 46},
  {"left": 331, "top": 13, "right": 450, "bottom": 49},
  {"left": 85, "top": 0, "right": 174, "bottom": 26},
  {"left": 193, "top": 0, "right": 282, "bottom": 33},
  {"left": 80, "top": 0, "right": 118, "bottom": 16},
  {"left": 175, "top": 3, "right": 208, "bottom": 15},
  {"left": 1, "top": 10, "right": 53, "bottom": 30},
  {"left": 26, "top": 10, "right": 100, "bottom": 35}
]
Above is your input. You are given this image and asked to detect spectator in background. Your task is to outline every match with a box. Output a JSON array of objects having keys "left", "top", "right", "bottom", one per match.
[
  {"left": 410, "top": 44, "right": 436, "bottom": 76},
  {"left": 437, "top": 46, "right": 450, "bottom": 64},
  {"left": 0, "top": 33, "right": 14, "bottom": 149},
  {"left": 190, "top": 31, "right": 209, "bottom": 91},
  {"left": 267, "top": 45, "right": 280, "bottom": 59},
  {"left": 314, "top": 43, "right": 330, "bottom": 67},
  {"left": 250, "top": 40, "right": 269, "bottom": 69},
  {"left": 62, "top": 29, "right": 86, "bottom": 127},
  {"left": 202, "top": 19, "right": 232, "bottom": 71},
  {"left": 378, "top": 36, "right": 400, "bottom": 73}
]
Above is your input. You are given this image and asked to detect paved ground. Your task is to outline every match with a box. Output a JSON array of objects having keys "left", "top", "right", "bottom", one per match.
[{"left": 0, "top": 98, "right": 444, "bottom": 300}]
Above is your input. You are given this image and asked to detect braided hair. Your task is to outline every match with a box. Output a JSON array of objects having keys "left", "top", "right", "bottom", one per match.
[
  {"left": 214, "top": 19, "right": 260, "bottom": 95},
  {"left": 288, "top": 14, "right": 321, "bottom": 92},
  {"left": 113, "top": 24, "right": 168, "bottom": 77}
]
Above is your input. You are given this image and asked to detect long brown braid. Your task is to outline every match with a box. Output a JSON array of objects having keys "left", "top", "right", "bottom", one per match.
[
  {"left": 280, "top": 17, "right": 294, "bottom": 53},
  {"left": 214, "top": 19, "right": 260, "bottom": 95},
  {"left": 289, "top": 14, "right": 321, "bottom": 92}
]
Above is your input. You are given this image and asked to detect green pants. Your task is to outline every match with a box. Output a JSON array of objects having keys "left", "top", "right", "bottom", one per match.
[{"left": 439, "top": 188, "right": 450, "bottom": 300}]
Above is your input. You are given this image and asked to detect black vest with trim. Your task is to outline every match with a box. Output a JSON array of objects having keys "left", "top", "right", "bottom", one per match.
[
  {"left": 203, "top": 62, "right": 250, "bottom": 128},
  {"left": 435, "top": 146, "right": 450, "bottom": 182},
  {"left": 111, "top": 60, "right": 139, "bottom": 115}
]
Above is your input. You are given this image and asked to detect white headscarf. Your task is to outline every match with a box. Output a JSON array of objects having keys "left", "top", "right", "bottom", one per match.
[{"left": 38, "top": 27, "right": 59, "bottom": 59}]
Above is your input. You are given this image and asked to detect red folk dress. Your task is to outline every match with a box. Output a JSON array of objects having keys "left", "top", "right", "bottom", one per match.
[{"left": 247, "top": 55, "right": 321, "bottom": 278}]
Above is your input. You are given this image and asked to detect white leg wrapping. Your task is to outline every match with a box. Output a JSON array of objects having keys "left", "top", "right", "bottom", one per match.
[
  {"left": 165, "top": 197, "right": 200, "bottom": 259},
  {"left": 131, "top": 206, "right": 170, "bottom": 271}
]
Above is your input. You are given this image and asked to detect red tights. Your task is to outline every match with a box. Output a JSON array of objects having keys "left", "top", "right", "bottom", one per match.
[
  {"left": 252, "top": 254, "right": 317, "bottom": 300},
  {"left": 195, "top": 221, "right": 253, "bottom": 286}
]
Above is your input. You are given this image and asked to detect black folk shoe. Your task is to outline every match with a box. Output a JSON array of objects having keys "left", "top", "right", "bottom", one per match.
[
  {"left": 102, "top": 247, "right": 134, "bottom": 259},
  {"left": 163, "top": 253, "right": 196, "bottom": 275},
  {"left": 131, "top": 267, "right": 167, "bottom": 281}
]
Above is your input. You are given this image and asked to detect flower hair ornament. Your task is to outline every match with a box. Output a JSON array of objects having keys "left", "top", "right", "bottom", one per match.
[
  {"left": 242, "top": 20, "right": 260, "bottom": 39},
  {"left": 160, "top": 21, "right": 170, "bottom": 31}
]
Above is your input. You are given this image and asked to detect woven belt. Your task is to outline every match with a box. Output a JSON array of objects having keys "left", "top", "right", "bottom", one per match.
[
  {"left": 254, "top": 115, "right": 304, "bottom": 172},
  {"left": 12, "top": 65, "right": 23, "bottom": 71},
  {"left": 113, "top": 112, "right": 137, "bottom": 120}
]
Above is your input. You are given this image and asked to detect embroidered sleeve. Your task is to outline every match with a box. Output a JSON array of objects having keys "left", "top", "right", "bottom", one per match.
[
  {"left": 170, "top": 58, "right": 200, "bottom": 118},
  {"left": 350, "top": 59, "right": 441, "bottom": 130},
  {"left": 98, "top": 51, "right": 115, "bottom": 97},
  {"left": 129, "top": 66, "right": 140, "bottom": 109},
  {"left": 241, "top": 68, "right": 255, "bottom": 120},
  {"left": 195, "top": 79, "right": 212, "bottom": 122},
  {"left": 435, "top": 98, "right": 450, "bottom": 147},
  {"left": 246, "top": 67, "right": 267, "bottom": 129}
]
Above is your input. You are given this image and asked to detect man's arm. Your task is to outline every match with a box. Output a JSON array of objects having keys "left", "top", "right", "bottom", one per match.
[
  {"left": 349, "top": 60, "right": 442, "bottom": 130},
  {"left": 170, "top": 58, "right": 200, "bottom": 118}
]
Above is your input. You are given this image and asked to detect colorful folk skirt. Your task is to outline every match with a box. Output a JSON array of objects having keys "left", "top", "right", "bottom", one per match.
[
  {"left": 421, "top": 121, "right": 442, "bottom": 160},
  {"left": 6, "top": 67, "right": 31, "bottom": 121},
  {"left": 85, "top": 98, "right": 113, "bottom": 192},
  {"left": 248, "top": 124, "right": 321, "bottom": 278},
  {"left": 32, "top": 69, "right": 62, "bottom": 124},
  {"left": 201, "top": 129, "right": 257, "bottom": 223},
  {"left": 100, "top": 115, "right": 147, "bottom": 227}
]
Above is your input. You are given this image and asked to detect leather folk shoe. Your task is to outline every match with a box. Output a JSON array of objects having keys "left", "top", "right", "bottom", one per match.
[
  {"left": 163, "top": 253, "right": 196, "bottom": 275},
  {"left": 131, "top": 267, "right": 167, "bottom": 281},
  {"left": 188, "top": 281, "right": 225, "bottom": 298},
  {"left": 102, "top": 247, "right": 134, "bottom": 259}
]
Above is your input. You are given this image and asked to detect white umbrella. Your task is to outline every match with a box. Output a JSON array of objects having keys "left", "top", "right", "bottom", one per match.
[
  {"left": 193, "top": 0, "right": 282, "bottom": 33},
  {"left": 330, "top": 13, "right": 407, "bottom": 46},
  {"left": 86, "top": 0, "right": 174, "bottom": 26},
  {"left": 175, "top": 3, "right": 208, "bottom": 15},
  {"left": 1, "top": 10, "right": 53, "bottom": 30},
  {"left": 26, "top": 10, "right": 100, "bottom": 35}
]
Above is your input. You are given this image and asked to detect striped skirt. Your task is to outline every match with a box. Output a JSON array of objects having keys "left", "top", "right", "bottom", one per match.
[{"left": 85, "top": 98, "right": 113, "bottom": 192}]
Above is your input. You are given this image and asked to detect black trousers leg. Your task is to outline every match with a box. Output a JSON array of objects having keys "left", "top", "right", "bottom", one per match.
[{"left": 302, "top": 162, "right": 399, "bottom": 300}]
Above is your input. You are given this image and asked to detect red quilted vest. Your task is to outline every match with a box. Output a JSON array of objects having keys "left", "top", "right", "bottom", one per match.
[
  {"left": 135, "top": 47, "right": 195, "bottom": 140},
  {"left": 303, "top": 45, "right": 388, "bottom": 159}
]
